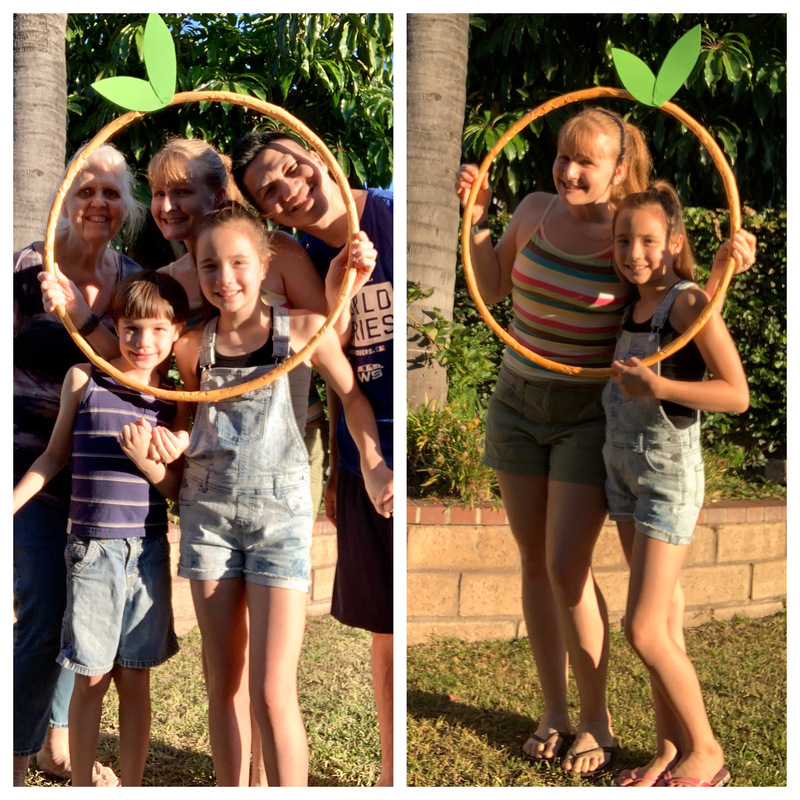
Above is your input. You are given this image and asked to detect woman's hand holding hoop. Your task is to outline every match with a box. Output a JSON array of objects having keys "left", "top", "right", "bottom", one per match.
[
  {"left": 38, "top": 264, "right": 93, "bottom": 326},
  {"left": 455, "top": 163, "right": 491, "bottom": 224}
]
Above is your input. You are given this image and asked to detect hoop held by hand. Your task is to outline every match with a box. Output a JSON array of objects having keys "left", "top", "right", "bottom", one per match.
[
  {"left": 461, "top": 86, "right": 741, "bottom": 378},
  {"left": 45, "top": 91, "right": 360, "bottom": 401}
]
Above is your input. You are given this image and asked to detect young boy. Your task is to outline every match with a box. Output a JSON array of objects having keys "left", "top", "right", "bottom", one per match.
[{"left": 13, "top": 270, "right": 190, "bottom": 787}]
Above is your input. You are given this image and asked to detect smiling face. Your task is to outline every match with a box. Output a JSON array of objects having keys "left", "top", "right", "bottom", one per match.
[
  {"left": 115, "top": 315, "right": 181, "bottom": 376},
  {"left": 241, "top": 139, "right": 332, "bottom": 228},
  {"left": 63, "top": 167, "right": 127, "bottom": 244},
  {"left": 150, "top": 162, "right": 222, "bottom": 243},
  {"left": 194, "top": 222, "right": 267, "bottom": 318},
  {"left": 552, "top": 131, "right": 625, "bottom": 207},
  {"left": 613, "top": 205, "right": 683, "bottom": 288}
]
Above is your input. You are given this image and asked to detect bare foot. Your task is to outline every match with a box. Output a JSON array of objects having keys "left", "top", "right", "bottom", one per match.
[
  {"left": 522, "top": 727, "right": 569, "bottom": 761},
  {"left": 374, "top": 773, "right": 393, "bottom": 786},
  {"left": 615, "top": 752, "right": 679, "bottom": 787},
  {"left": 562, "top": 730, "right": 618, "bottom": 775}
]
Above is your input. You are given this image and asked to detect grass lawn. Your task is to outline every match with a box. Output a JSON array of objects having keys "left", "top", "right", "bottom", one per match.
[
  {"left": 26, "top": 615, "right": 380, "bottom": 787},
  {"left": 407, "top": 612, "right": 786, "bottom": 787}
]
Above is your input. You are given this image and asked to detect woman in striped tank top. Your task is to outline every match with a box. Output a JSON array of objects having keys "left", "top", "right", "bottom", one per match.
[{"left": 456, "top": 107, "right": 754, "bottom": 777}]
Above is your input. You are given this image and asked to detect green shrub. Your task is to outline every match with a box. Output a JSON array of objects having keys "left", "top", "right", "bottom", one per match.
[{"left": 407, "top": 400, "right": 498, "bottom": 505}]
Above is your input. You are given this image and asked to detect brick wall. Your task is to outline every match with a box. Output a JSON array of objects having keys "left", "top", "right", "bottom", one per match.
[
  {"left": 168, "top": 516, "right": 338, "bottom": 636},
  {"left": 407, "top": 499, "right": 786, "bottom": 645}
]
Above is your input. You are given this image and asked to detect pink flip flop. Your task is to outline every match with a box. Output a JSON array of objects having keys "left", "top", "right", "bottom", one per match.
[{"left": 658, "top": 768, "right": 731, "bottom": 787}]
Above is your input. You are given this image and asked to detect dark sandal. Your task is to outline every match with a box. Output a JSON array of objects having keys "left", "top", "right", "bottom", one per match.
[
  {"left": 563, "top": 740, "right": 619, "bottom": 775},
  {"left": 522, "top": 730, "right": 570, "bottom": 763}
]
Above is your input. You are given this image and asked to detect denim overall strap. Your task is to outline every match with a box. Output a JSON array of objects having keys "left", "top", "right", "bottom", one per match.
[
  {"left": 649, "top": 280, "right": 696, "bottom": 341},
  {"left": 198, "top": 316, "right": 218, "bottom": 371},
  {"left": 648, "top": 280, "right": 696, "bottom": 376}
]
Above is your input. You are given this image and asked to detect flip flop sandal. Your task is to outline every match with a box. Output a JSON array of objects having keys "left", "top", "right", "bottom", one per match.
[
  {"left": 563, "top": 740, "right": 619, "bottom": 775},
  {"left": 658, "top": 768, "right": 731, "bottom": 787},
  {"left": 522, "top": 730, "right": 570, "bottom": 763},
  {"left": 615, "top": 767, "right": 665, "bottom": 787}
]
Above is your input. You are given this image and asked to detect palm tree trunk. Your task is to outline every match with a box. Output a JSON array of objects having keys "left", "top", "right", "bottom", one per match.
[
  {"left": 407, "top": 14, "right": 469, "bottom": 408},
  {"left": 14, "top": 13, "right": 67, "bottom": 250}
]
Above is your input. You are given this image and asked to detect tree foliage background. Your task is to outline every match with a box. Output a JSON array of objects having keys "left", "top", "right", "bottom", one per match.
[
  {"left": 65, "top": 13, "right": 393, "bottom": 266},
  {"left": 462, "top": 13, "right": 785, "bottom": 213}
]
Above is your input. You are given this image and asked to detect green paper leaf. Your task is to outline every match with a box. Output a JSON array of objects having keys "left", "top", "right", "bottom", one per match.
[
  {"left": 611, "top": 48, "right": 657, "bottom": 106},
  {"left": 142, "top": 13, "right": 176, "bottom": 104},
  {"left": 653, "top": 25, "right": 701, "bottom": 106},
  {"left": 91, "top": 76, "right": 167, "bottom": 112}
]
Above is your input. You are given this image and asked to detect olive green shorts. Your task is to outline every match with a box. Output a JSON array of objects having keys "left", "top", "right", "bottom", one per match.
[{"left": 483, "top": 367, "right": 607, "bottom": 487}]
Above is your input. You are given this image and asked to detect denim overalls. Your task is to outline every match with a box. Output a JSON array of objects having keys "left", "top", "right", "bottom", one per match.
[
  {"left": 178, "top": 306, "right": 313, "bottom": 590},
  {"left": 601, "top": 280, "right": 705, "bottom": 545}
]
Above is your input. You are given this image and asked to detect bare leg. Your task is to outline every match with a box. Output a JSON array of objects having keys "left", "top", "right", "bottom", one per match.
[
  {"left": 68, "top": 672, "right": 112, "bottom": 786},
  {"left": 113, "top": 666, "right": 151, "bottom": 786},
  {"left": 496, "top": 471, "right": 571, "bottom": 760},
  {"left": 246, "top": 583, "right": 308, "bottom": 787},
  {"left": 626, "top": 533, "right": 724, "bottom": 784},
  {"left": 191, "top": 577, "right": 251, "bottom": 786},
  {"left": 616, "top": 521, "right": 682, "bottom": 785},
  {"left": 372, "top": 632, "right": 393, "bottom": 785},
  {"left": 249, "top": 710, "right": 268, "bottom": 786},
  {"left": 543, "top": 481, "right": 615, "bottom": 774}
]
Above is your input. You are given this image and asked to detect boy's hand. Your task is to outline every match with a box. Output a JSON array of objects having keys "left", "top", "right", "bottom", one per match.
[
  {"left": 611, "top": 357, "right": 660, "bottom": 398},
  {"left": 119, "top": 416, "right": 154, "bottom": 467},
  {"left": 362, "top": 462, "right": 394, "bottom": 518},
  {"left": 148, "top": 427, "right": 190, "bottom": 464},
  {"left": 326, "top": 231, "right": 377, "bottom": 303}
]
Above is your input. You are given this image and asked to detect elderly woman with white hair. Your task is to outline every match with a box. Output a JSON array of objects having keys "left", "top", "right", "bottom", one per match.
[{"left": 13, "top": 143, "right": 145, "bottom": 786}]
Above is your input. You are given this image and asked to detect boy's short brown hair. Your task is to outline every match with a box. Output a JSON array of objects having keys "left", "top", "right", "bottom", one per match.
[{"left": 108, "top": 270, "right": 191, "bottom": 326}]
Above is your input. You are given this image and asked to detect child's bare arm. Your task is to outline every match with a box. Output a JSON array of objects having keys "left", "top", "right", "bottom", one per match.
[
  {"left": 611, "top": 288, "right": 750, "bottom": 414},
  {"left": 302, "top": 317, "right": 392, "bottom": 517},
  {"left": 13, "top": 364, "right": 90, "bottom": 514}
]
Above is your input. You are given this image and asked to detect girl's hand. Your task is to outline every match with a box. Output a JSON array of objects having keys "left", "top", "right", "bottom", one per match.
[
  {"left": 362, "top": 463, "right": 394, "bottom": 518},
  {"left": 326, "top": 230, "right": 377, "bottom": 302},
  {"left": 611, "top": 357, "right": 660, "bottom": 398},
  {"left": 711, "top": 229, "right": 757, "bottom": 277},
  {"left": 148, "top": 426, "right": 190, "bottom": 464},
  {"left": 455, "top": 163, "right": 492, "bottom": 225},
  {"left": 37, "top": 263, "right": 93, "bottom": 325},
  {"left": 119, "top": 416, "right": 154, "bottom": 468}
]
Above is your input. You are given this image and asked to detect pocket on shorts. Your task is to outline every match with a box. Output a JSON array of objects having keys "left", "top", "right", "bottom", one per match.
[
  {"left": 64, "top": 535, "right": 100, "bottom": 576},
  {"left": 644, "top": 444, "right": 685, "bottom": 476},
  {"left": 278, "top": 476, "right": 313, "bottom": 517},
  {"left": 179, "top": 474, "right": 204, "bottom": 506}
]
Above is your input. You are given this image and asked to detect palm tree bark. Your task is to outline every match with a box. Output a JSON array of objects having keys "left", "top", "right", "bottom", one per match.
[
  {"left": 14, "top": 14, "right": 67, "bottom": 250},
  {"left": 407, "top": 14, "right": 469, "bottom": 408}
]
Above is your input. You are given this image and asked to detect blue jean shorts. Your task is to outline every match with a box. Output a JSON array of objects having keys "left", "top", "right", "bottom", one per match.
[
  {"left": 603, "top": 428, "right": 705, "bottom": 546},
  {"left": 58, "top": 534, "right": 178, "bottom": 676},
  {"left": 177, "top": 466, "right": 313, "bottom": 592}
]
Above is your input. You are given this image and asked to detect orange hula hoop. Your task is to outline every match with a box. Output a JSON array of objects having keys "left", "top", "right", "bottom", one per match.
[
  {"left": 461, "top": 86, "right": 741, "bottom": 378},
  {"left": 45, "top": 91, "right": 360, "bottom": 402}
]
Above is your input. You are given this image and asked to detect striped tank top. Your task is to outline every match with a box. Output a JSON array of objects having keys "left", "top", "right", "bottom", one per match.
[
  {"left": 503, "top": 198, "right": 633, "bottom": 385},
  {"left": 68, "top": 367, "right": 177, "bottom": 538}
]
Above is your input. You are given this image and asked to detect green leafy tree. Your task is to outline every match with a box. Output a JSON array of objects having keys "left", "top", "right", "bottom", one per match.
[
  {"left": 463, "top": 14, "right": 785, "bottom": 212},
  {"left": 66, "top": 13, "right": 393, "bottom": 265}
]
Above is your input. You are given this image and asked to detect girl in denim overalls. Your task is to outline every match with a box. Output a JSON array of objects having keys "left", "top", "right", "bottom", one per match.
[
  {"left": 603, "top": 182, "right": 751, "bottom": 787},
  {"left": 172, "top": 203, "right": 392, "bottom": 786}
]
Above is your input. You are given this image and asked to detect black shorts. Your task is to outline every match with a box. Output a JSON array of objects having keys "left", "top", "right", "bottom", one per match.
[{"left": 331, "top": 469, "right": 393, "bottom": 634}]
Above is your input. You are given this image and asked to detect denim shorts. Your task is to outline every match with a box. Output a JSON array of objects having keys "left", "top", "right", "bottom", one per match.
[
  {"left": 57, "top": 534, "right": 178, "bottom": 676},
  {"left": 603, "top": 427, "right": 705, "bottom": 545},
  {"left": 178, "top": 466, "right": 313, "bottom": 592},
  {"left": 483, "top": 367, "right": 607, "bottom": 486}
]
